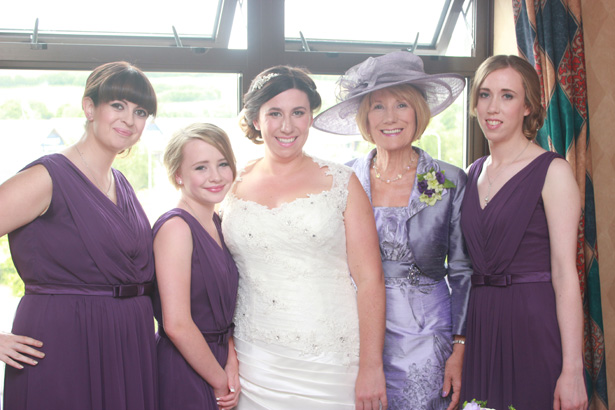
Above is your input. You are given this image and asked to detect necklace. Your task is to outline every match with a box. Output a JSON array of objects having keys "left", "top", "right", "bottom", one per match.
[
  {"left": 75, "top": 145, "right": 113, "bottom": 198},
  {"left": 372, "top": 153, "right": 416, "bottom": 184},
  {"left": 484, "top": 140, "right": 531, "bottom": 206},
  {"left": 182, "top": 200, "right": 205, "bottom": 226},
  {"left": 182, "top": 199, "right": 222, "bottom": 246}
]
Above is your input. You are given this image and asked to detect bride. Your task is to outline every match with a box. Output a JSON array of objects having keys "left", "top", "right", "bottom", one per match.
[{"left": 221, "top": 66, "right": 387, "bottom": 410}]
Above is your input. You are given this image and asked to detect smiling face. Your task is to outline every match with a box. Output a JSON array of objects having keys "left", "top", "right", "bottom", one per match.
[
  {"left": 84, "top": 98, "right": 149, "bottom": 153},
  {"left": 253, "top": 88, "right": 313, "bottom": 160},
  {"left": 475, "top": 67, "right": 531, "bottom": 142},
  {"left": 366, "top": 88, "right": 417, "bottom": 153},
  {"left": 176, "top": 139, "right": 234, "bottom": 210}
]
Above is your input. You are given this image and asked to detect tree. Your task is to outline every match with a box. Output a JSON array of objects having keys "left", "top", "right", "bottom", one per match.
[
  {"left": 56, "top": 103, "right": 83, "bottom": 118},
  {"left": 113, "top": 142, "right": 151, "bottom": 191},
  {"left": 0, "top": 235, "right": 23, "bottom": 297},
  {"left": 0, "top": 100, "right": 23, "bottom": 119},
  {"left": 29, "top": 101, "right": 53, "bottom": 120}
]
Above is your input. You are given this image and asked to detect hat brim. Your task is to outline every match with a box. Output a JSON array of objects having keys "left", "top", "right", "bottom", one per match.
[{"left": 313, "top": 74, "right": 466, "bottom": 135}]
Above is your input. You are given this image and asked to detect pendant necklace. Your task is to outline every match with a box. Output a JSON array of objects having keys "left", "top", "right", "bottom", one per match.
[
  {"left": 76, "top": 145, "right": 113, "bottom": 198},
  {"left": 484, "top": 140, "right": 531, "bottom": 206},
  {"left": 372, "top": 153, "right": 416, "bottom": 184}
]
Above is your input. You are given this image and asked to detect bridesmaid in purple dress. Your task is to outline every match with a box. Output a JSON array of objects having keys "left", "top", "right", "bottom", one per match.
[
  {"left": 314, "top": 51, "right": 472, "bottom": 410},
  {"left": 459, "top": 55, "right": 587, "bottom": 409},
  {"left": 152, "top": 123, "right": 240, "bottom": 410},
  {"left": 0, "top": 62, "right": 158, "bottom": 409}
]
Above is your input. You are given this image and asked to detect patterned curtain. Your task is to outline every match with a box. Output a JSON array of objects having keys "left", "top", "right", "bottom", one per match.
[{"left": 513, "top": 1, "right": 608, "bottom": 408}]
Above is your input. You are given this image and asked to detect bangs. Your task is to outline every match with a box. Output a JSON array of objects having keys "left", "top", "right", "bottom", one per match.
[
  {"left": 97, "top": 69, "right": 157, "bottom": 116},
  {"left": 388, "top": 83, "right": 427, "bottom": 105}
]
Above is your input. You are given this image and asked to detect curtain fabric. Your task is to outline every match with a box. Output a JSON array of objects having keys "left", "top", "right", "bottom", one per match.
[{"left": 513, "top": 1, "right": 608, "bottom": 408}]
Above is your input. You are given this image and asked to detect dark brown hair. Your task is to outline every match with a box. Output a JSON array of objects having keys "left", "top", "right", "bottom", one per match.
[
  {"left": 239, "top": 66, "right": 322, "bottom": 144},
  {"left": 83, "top": 61, "right": 157, "bottom": 117}
]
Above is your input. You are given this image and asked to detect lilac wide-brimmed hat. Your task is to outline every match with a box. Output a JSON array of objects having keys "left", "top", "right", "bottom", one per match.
[{"left": 313, "top": 51, "right": 465, "bottom": 135}]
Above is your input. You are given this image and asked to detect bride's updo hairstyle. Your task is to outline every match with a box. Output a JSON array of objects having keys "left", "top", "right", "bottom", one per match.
[{"left": 239, "top": 66, "right": 322, "bottom": 145}]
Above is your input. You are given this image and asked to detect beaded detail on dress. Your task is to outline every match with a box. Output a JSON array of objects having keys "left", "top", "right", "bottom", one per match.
[{"left": 221, "top": 157, "right": 360, "bottom": 363}]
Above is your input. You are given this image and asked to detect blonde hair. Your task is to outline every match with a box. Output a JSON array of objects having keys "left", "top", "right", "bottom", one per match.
[
  {"left": 470, "top": 55, "right": 545, "bottom": 140},
  {"left": 163, "top": 123, "right": 237, "bottom": 189},
  {"left": 356, "top": 84, "right": 431, "bottom": 144}
]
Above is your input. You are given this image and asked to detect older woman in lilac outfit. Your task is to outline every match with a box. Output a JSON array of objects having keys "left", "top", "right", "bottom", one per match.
[{"left": 314, "top": 51, "right": 472, "bottom": 410}]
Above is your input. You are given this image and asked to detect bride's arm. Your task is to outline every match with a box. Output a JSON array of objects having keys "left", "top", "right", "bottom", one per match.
[{"left": 344, "top": 174, "right": 388, "bottom": 410}]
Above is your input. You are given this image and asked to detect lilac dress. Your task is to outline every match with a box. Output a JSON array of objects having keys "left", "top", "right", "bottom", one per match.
[
  {"left": 4, "top": 154, "right": 157, "bottom": 410},
  {"left": 349, "top": 148, "right": 472, "bottom": 410},
  {"left": 460, "top": 152, "right": 563, "bottom": 409},
  {"left": 152, "top": 209, "right": 238, "bottom": 410}
]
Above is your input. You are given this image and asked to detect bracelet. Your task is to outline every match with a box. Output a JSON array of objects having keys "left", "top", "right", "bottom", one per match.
[{"left": 452, "top": 339, "right": 465, "bottom": 345}]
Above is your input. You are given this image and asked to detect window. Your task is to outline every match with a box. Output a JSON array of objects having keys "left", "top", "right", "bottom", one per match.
[
  {"left": 1, "top": 0, "right": 230, "bottom": 46},
  {"left": 0, "top": 69, "right": 245, "bottom": 219},
  {"left": 3, "top": 2, "right": 222, "bottom": 37},
  {"left": 284, "top": 0, "right": 475, "bottom": 57}
]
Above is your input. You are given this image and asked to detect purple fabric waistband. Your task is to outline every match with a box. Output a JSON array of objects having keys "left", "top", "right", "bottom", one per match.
[
  {"left": 471, "top": 271, "right": 551, "bottom": 287},
  {"left": 381, "top": 260, "right": 440, "bottom": 286},
  {"left": 25, "top": 282, "right": 154, "bottom": 298},
  {"left": 158, "top": 322, "right": 235, "bottom": 345}
]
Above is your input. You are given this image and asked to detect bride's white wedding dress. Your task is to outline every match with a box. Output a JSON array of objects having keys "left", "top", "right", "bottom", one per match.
[{"left": 221, "top": 157, "right": 360, "bottom": 409}]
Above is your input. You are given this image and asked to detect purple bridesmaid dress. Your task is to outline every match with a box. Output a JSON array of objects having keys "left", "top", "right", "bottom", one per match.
[
  {"left": 152, "top": 209, "right": 238, "bottom": 410},
  {"left": 4, "top": 154, "right": 157, "bottom": 410},
  {"left": 460, "top": 151, "right": 564, "bottom": 409}
]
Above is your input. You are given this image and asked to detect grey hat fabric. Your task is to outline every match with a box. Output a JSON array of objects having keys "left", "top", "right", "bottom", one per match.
[{"left": 313, "top": 51, "right": 466, "bottom": 135}]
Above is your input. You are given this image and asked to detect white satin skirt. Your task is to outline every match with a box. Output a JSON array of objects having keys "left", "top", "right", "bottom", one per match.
[{"left": 235, "top": 337, "right": 359, "bottom": 409}]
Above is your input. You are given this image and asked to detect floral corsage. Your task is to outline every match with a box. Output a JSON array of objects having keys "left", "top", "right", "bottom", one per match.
[
  {"left": 417, "top": 167, "right": 456, "bottom": 206},
  {"left": 462, "top": 399, "right": 516, "bottom": 410}
]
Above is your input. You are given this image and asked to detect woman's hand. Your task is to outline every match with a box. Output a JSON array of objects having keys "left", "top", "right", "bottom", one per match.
[
  {"left": 443, "top": 342, "right": 465, "bottom": 410},
  {"left": 553, "top": 368, "right": 587, "bottom": 410},
  {"left": 217, "top": 353, "right": 241, "bottom": 409},
  {"left": 355, "top": 364, "right": 387, "bottom": 410},
  {"left": 0, "top": 331, "right": 45, "bottom": 369},
  {"left": 211, "top": 370, "right": 230, "bottom": 409}
]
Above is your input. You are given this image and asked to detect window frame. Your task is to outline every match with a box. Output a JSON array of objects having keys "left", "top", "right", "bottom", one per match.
[{"left": 0, "top": 0, "right": 492, "bottom": 163}]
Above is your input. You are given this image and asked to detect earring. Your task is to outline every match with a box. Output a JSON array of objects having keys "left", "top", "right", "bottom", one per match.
[{"left": 177, "top": 179, "right": 183, "bottom": 185}]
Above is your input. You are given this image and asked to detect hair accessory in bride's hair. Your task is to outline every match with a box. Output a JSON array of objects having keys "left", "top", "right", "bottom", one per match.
[{"left": 252, "top": 73, "right": 280, "bottom": 91}]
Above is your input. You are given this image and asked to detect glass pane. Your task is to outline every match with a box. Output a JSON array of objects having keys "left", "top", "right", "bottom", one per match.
[
  {"left": 445, "top": 0, "right": 475, "bottom": 57},
  {"left": 0, "top": 69, "right": 241, "bottom": 222},
  {"left": 228, "top": 0, "right": 248, "bottom": 49},
  {"left": 285, "top": 0, "right": 449, "bottom": 47},
  {"left": 1, "top": 0, "right": 222, "bottom": 37}
]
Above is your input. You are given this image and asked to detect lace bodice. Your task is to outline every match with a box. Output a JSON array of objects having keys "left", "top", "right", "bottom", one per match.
[{"left": 221, "top": 157, "right": 360, "bottom": 362}]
